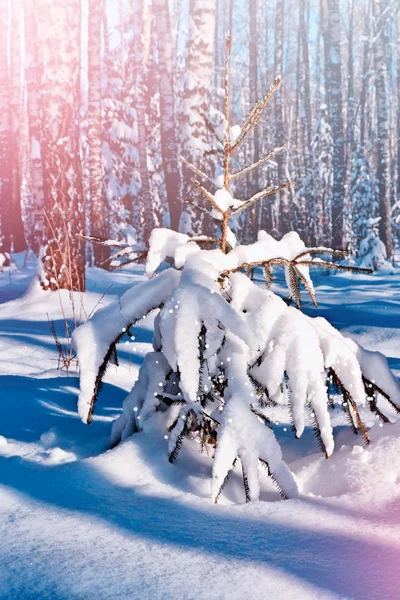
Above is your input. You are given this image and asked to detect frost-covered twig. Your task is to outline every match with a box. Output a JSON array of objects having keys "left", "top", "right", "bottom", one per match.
[{"left": 229, "top": 146, "right": 286, "bottom": 181}]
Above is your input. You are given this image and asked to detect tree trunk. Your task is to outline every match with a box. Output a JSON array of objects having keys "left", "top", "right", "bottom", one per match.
[
  {"left": 23, "top": 0, "right": 44, "bottom": 256},
  {"left": 131, "top": 0, "right": 155, "bottom": 243},
  {"left": 300, "top": 0, "right": 317, "bottom": 245},
  {"left": 179, "top": 0, "right": 216, "bottom": 235},
  {"left": 88, "top": 0, "right": 109, "bottom": 265},
  {"left": 359, "top": 1, "right": 371, "bottom": 150},
  {"left": 274, "top": 0, "right": 290, "bottom": 235},
  {"left": 0, "top": 0, "right": 12, "bottom": 257},
  {"left": 36, "top": 0, "right": 85, "bottom": 290},
  {"left": 373, "top": 0, "right": 393, "bottom": 257},
  {"left": 1, "top": 0, "right": 26, "bottom": 254},
  {"left": 152, "top": 0, "right": 181, "bottom": 231},
  {"left": 397, "top": 5, "right": 400, "bottom": 210},
  {"left": 242, "top": 0, "right": 259, "bottom": 241},
  {"left": 324, "top": 0, "right": 345, "bottom": 250}
]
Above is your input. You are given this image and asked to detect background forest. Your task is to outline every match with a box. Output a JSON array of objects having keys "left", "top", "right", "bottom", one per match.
[{"left": 0, "top": 0, "right": 400, "bottom": 288}]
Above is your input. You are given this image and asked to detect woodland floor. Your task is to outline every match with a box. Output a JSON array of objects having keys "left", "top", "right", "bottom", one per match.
[{"left": 1, "top": 256, "right": 400, "bottom": 600}]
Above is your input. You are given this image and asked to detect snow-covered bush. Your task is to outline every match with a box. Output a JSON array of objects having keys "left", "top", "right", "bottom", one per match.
[
  {"left": 73, "top": 39, "right": 400, "bottom": 503},
  {"left": 357, "top": 217, "right": 388, "bottom": 271},
  {"left": 73, "top": 226, "right": 400, "bottom": 502}
]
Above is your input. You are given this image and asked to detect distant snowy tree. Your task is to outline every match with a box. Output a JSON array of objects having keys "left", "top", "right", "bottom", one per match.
[
  {"left": 358, "top": 217, "right": 388, "bottom": 271},
  {"left": 312, "top": 103, "right": 333, "bottom": 245},
  {"left": 351, "top": 149, "right": 377, "bottom": 248},
  {"left": 102, "top": 5, "right": 140, "bottom": 245},
  {"left": 74, "top": 43, "right": 400, "bottom": 503}
]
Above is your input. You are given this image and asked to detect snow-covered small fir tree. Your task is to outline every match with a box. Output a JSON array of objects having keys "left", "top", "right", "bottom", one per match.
[
  {"left": 73, "top": 37, "right": 400, "bottom": 503},
  {"left": 357, "top": 217, "right": 388, "bottom": 271}
]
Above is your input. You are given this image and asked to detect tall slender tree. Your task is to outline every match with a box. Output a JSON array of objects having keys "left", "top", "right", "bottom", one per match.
[
  {"left": 373, "top": 0, "right": 393, "bottom": 257},
  {"left": 23, "top": 0, "right": 44, "bottom": 256},
  {"left": 397, "top": 5, "right": 400, "bottom": 211},
  {"left": 179, "top": 0, "right": 216, "bottom": 235},
  {"left": 131, "top": 0, "right": 155, "bottom": 243},
  {"left": 152, "top": 0, "right": 181, "bottom": 231},
  {"left": 36, "top": 0, "right": 85, "bottom": 290},
  {"left": 0, "top": 0, "right": 12, "bottom": 256},
  {"left": 323, "top": 0, "right": 345, "bottom": 249},
  {"left": 274, "top": 0, "right": 290, "bottom": 235},
  {"left": 88, "top": 0, "right": 109, "bottom": 264},
  {"left": 0, "top": 0, "right": 26, "bottom": 254}
]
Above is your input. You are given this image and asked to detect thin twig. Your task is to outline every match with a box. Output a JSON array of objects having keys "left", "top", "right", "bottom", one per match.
[
  {"left": 194, "top": 181, "right": 223, "bottom": 214},
  {"left": 180, "top": 156, "right": 216, "bottom": 186},
  {"left": 229, "top": 182, "right": 294, "bottom": 217},
  {"left": 229, "top": 146, "right": 286, "bottom": 181}
]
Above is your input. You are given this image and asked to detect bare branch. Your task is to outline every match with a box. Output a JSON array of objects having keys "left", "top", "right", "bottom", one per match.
[
  {"left": 229, "top": 146, "right": 286, "bottom": 181},
  {"left": 194, "top": 180, "right": 223, "bottom": 214},
  {"left": 180, "top": 156, "right": 216, "bottom": 186},
  {"left": 294, "top": 248, "right": 348, "bottom": 261},
  {"left": 188, "top": 237, "right": 221, "bottom": 245},
  {"left": 230, "top": 77, "right": 281, "bottom": 151},
  {"left": 229, "top": 182, "right": 294, "bottom": 217},
  {"left": 223, "top": 34, "right": 232, "bottom": 189}
]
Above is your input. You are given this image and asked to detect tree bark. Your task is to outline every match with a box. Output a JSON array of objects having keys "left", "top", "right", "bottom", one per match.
[
  {"left": 0, "top": 0, "right": 26, "bottom": 254},
  {"left": 131, "top": 0, "right": 155, "bottom": 243},
  {"left": 0, "top": 0, "right": 12, "bottom": 256},
  {"left": 373, "top": 0, "right": 393, "bottom": 257},
  {"left": 324, "top": 0, "right": 345, "bottom": 250},
  {"left": 23, "top": 0, "right": 44, "bottom": 256},
  {"left": 274, "top": 0, "right": 290, "bottom": 235},
  {"left": 37, "top": 0, "right": 85, "bottom": 290},
  {"left": 179, "top": 0, "right": 215, "bottom": 235},
  {"left": 397, "top": 5, "right": 400, "bottom": 209},
  {"left": 88, "top": 0, "right": 109, "bottom": 265},
  {"left": 152, "top": 0, "right": 182, "bottom": 231}
]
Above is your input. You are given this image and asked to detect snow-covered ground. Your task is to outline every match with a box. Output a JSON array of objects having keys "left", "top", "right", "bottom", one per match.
[{"left": 1, "top": 258, "right": 400, "bottom": 600}]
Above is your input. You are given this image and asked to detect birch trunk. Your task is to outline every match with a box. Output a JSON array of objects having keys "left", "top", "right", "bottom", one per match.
[
  {"left": 325, "top": 0, "right": 345, "bottom": 250},
  {"left": 397, "top": 6, "right": 400, "bottom": 208},
  {"left": 0, "top": 0, "right": 12, "bottom": 256},
  {"left": 152, "top": 0, "right": 181, "bottom": 231},
  {"left": 23, "top": 0, "right": 44, "bottom": 255},
  {"left": 1, "top": 0, "right": 26, "bottom": 254},
  {"left": 274, "top": 0, "right": 290, "bottom": 235},
  {"left": 131, "top": 0, "right": 155, "bottom": 243},
  {"left": 373, "top": 0, "right": 393, "bottom": 257},
  {"left": 37, "top": 0, "right": 85, "bottom": 290},
  {"left": 88, "top": 0, "right": 109, "bottom": 265},
  {"left": 179, "top": 0, "right": 215, "bottom": 235}
]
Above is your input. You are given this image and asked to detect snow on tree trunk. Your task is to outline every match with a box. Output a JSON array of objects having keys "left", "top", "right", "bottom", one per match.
[
  {"left": 397, "top": 5, "right": 400, "bottom": 213},
  {"left": 36, "top": 0, "right": 85, "bottom": 291},
  {"left": 373, "top": 0, "right": 393, "bottom": 258},
  {"left": 88, "top": 0, "right": 110, "bottom": 265},
  {"left": 23, "top": 0, "right": 44, "bottom": 256},
  {"left": 179, "top": 0, "right": 215, "bottom": 236},
  {"left": 0, "top": 0, "right": 26, "bottom": 255},
  {"left": 274, "top": 0, "right": 290, "bottom": 236},
  {"left": 131, "top": 0, "right": 156, "bottom": 244},
  {"left": 152, "top": 0, "right": 182, "bottom": 231},
  {"left": 300, "top": 0, "right": 318, "bottom": 246},
  {"left": 0, "top": 0, "right": 12, "bottom": 258},
  {"left": 324, "top": 0, "right": 345, "bottom": 250}
]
